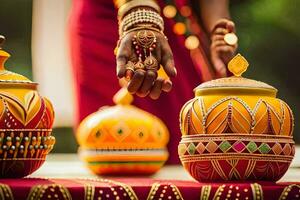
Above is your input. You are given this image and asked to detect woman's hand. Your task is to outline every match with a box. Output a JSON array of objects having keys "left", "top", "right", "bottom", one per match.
[
  {"left": 116, "top": 30, "right": 176, "bottom": 100},
  {"left": 210, "top": 19, "right": 238, "bottom": 77}
]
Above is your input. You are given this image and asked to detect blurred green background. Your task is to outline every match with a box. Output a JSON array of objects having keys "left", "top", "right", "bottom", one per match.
[{"left": 0, "top": 0, "right": 299, "bottom": 153}]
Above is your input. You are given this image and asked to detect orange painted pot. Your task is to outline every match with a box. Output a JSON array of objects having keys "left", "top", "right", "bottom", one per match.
[
  {"left": 76, "top": 88, "right": 169, "bottom": 175},
  {"left": 179, "top": 54, "right": 295, "bottom": 182},
  {"left": 0, "top": 38, "right": 55, "bottom": 178}
]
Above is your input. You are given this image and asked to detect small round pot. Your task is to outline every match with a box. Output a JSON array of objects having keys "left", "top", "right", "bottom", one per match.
[
  {"left": 179, "top": 54, "right": 295, "bottom": 182},
  {"left": 76, "top": 88, "right": 169, "bottom": 175},
  {"left": 0, "top": 42, "right": 55, "bottom": 178}
]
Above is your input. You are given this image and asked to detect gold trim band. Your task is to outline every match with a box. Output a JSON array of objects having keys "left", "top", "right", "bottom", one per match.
[{"left": 180, "top": 154, "right": 294, "bottom": 162}]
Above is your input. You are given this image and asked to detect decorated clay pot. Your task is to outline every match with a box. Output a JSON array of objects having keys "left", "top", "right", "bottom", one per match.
[
  {"left": 76, "top": 88, "right": 169, "bottom": 175},
  {"left": 179, "top": 54, "right": 295, "bottom": 182},
  {"left": 0, "top": 37, "right": 55, "bottom": 178}
]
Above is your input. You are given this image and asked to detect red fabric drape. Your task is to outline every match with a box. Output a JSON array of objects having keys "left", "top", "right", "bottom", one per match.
[{"left": 68, "top": 0, "right": 208, "bottom": 164}]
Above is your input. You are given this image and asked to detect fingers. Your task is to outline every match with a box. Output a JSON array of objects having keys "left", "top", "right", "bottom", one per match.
[
  {"left": 128, "top": 71, "right": 172, "bottom": 99},
  {"left": 118, "top": 31, "right": 175, "bottom": 99},
  {"left": 125, "top": 55, "right": 138, "bottom": 80},
  {"left": 161, "top": 40, "right": 177, "bottom": 77},
  {"left": 226, "top": 21, "right": 236, "bottom": 33},
  {"left": 127, "top": 69, "right": 145, "bottom": 94},
  {"left": 162, "top": 79, "right": 172, "bottom": 92},
  {"left": 125, "top": 69, "right": 134, "bottom": 81},
  {"left": 211, "top": 34, "right": 225, "bottom": 42},
  {"left": 215, "top": 45, "right": 237, "bottom": 55},
  {"left": 213, "top": 19, "right": 231, "bottom": 29},
  {"left": 211, "top": 30, "right": 238, "bottom": 54},
  {"left": 211, "top": 39, "right": 238, "bottom": 51},
  {"left": 149, "top": 78, "right": 164, "bottom": 100},
  {"left": 116, "top": 34, "right": 134, "bottom": 78},
  {"left": 210, "top": 18, "right": 238, "bottom": 77},
  {"left": 116, "top": 54, "right": 128, "bottom": 78},
  {"left": 212, "top": 19, "right": 236, "bottom": 33},
  {"left": 137, "top": 70, "right": 157, "bottom": 97},
  {"left": 211, "top": 43, "right": 236, "bottom": 78},
  {"left": 211, "top": 40, "right": 227, "bottom": 48},
  {"left": 214, "top": 28, "right": 228, "bottom": 35}
]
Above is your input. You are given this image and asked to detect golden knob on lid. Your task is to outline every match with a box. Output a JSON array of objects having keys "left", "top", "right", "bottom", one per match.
[
  {"left": 228, "top": 53, "right": 249, "bottom": 77},
  {"left": 0, "top": 36, "right": 10, "bottom": 70},
  {"left": 113, "top": 87, "right": 133, "bottom": 105}
]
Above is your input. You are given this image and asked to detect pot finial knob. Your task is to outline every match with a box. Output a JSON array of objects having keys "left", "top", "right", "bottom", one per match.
[
  {"left": 228, "top": 53, "right": 249, "bottom": 77},
  {"left": 113, "top": 87, "right": 133, "bottom": 105},
  {"left": 0, "top": 35, "right": 10, "bottom": 70}
]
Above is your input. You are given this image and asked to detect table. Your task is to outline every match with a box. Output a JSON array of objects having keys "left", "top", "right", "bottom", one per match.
[
  {"left": 30, "top": 147, "right": 300, "bottom": 182},
  {"left": 0, "top": 149, "right": 299, "bottom": 200}
]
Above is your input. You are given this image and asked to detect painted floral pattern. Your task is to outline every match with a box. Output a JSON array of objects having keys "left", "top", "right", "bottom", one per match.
[{"left": 0, "top": 91, "right": 54, "bottom": 129}]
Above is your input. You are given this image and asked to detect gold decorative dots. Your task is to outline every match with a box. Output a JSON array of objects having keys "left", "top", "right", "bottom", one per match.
[
  {"left": 0, "top": 184, "right": 14, "bottom": 200},
  {"left": 212, "top": 184, "right": 226, "bottom": 200},
  {"left": 251, "top": 183, "right": 263, "bottom": 200},
  {"left": 147, "top": 183, "right": 183, "bottom": 200},
  {"left": 185, "top": 35, "right": 200, "bottom": 50},
  {"left": 200, "top": 185, "right": 211, "bottom": 200},
  {"left": 84, "top": 184, "right": 95, "bottom": 200},
  {"left": 163, "top": 5, "right": 177, "bottom": 18},
  {"left": 279, "top": 184, "right": 300, "bottom": 200},
  {"left": 26, "top": 184, "right": 72, "bottom": 200},
  {"left": 93, "top": 178, "right": 137, "bottom": 200}
]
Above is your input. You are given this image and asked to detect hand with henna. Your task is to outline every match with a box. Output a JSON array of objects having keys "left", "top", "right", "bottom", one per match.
[
  {"left": 116, "top": 29, "right": 177, "bottom": 100},
  {"left": 210, "top": 19, "right": 238, "bottom": 77}
]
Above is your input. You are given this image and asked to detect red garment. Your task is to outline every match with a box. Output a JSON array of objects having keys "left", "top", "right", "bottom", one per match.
[{"left": 69, "top": 0, "right": 209, "bottom": 164}]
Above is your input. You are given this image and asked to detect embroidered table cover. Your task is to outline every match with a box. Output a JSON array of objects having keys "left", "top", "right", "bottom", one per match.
[{"left": 0, "top": 178, "right": 299, "bottom": 200}]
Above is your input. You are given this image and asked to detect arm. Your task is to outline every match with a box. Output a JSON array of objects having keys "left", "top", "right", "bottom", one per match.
[
  {"left": 114, "top": 0, "right": 176, "bottom": 99},
  {"left": 200, "top": 0, "right": 230, "bottom": 33},
  {"left": 200, "top": 0, "right": 237, "bottom": 78}
]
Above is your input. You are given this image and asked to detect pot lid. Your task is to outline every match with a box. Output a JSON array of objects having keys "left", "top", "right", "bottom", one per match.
[
  {"left": 0, "top": 36, "right": 34, "bottom": 84},
  {"left": 195, "top": 54, "right": 277, "bottom": 96}
]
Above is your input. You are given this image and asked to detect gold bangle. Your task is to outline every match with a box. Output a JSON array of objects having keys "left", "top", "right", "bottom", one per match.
[
  {"left": 119, "top": 9, "right": 164, "bottom": 36},
  {"left": 118, "top": 0, "right": 160, "bottom": 19}
]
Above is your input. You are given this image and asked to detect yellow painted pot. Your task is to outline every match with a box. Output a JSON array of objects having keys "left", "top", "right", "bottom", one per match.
[
  {"left": 76, "top": 88, "right": 169, "bottom": 175},
  {"left": 0, "top": 38, "right": 55, "bottom": 178},
  {"left": 179, "top": 54, "right": 295, "bottom": 182}
]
